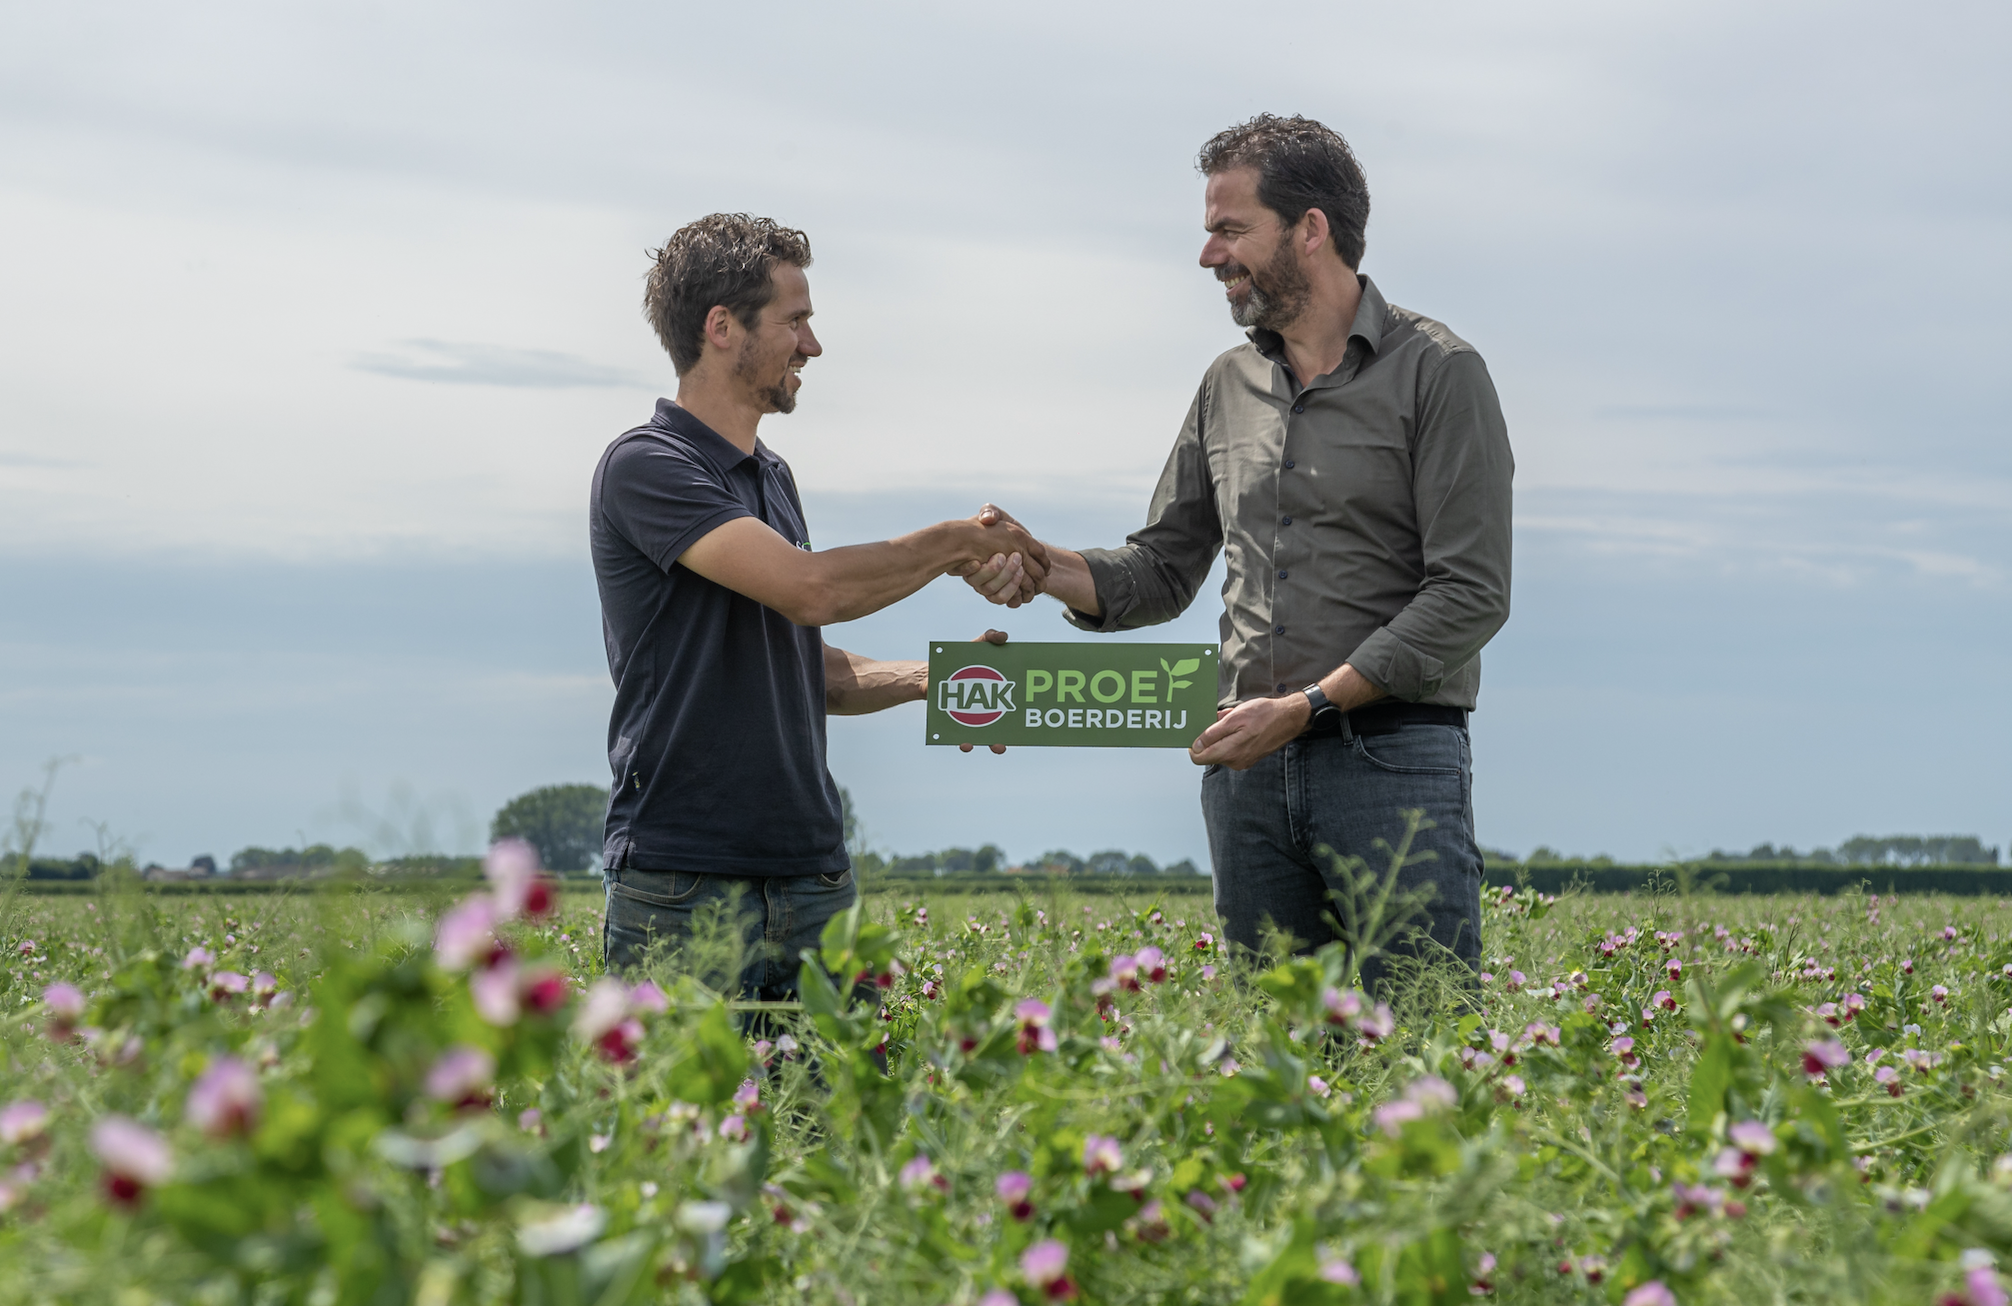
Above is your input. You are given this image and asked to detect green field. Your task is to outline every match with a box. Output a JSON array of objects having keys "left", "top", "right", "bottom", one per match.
[{"left": 2, "top": 875, "right": 2011, "bottom": 1304}]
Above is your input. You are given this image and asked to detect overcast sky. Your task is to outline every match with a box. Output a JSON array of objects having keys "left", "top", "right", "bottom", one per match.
[{"left": 2, "top": 0, "right": 2007, "bottom": 868}]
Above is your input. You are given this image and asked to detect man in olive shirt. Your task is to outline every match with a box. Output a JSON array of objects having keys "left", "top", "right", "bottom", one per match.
[{"left": 971, "top": 115, "right": 1512, "bottom": 988}]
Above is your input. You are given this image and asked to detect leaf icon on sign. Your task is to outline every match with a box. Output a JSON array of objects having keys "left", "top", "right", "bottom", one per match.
[{"left": 1160, "top": 657, "right": 1202, "bottom": 701}]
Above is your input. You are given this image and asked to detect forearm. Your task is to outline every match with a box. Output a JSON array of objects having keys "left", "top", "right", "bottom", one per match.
[
  {"left": 824, "top": 646, "right": 927, "bottom": 715},
  {"left": 804, "top": 524, "right": 984, "bottom": 625},
  {"left": 1041, "top": 547, "right": 1100, "bottom": 616}
]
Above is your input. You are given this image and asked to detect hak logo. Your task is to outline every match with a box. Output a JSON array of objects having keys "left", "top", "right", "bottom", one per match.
[{"left": 938, "top": 665, "right": 1015, "bottom": 727}]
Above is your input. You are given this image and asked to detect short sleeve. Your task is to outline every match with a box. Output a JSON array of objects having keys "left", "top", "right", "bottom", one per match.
[{"left": 599, "top": 439, "right": 754, "bottom": 572}]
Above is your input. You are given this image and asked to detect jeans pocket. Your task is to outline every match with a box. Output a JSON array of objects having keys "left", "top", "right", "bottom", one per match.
[
  {"left": 815, "top": 868, "right": 853, "bottom": 890},
  {"left": 1351, "top": 725, "right": 1465, "bottom": 776},
  {"left": 607, "top": 869, "right": 704, "bottom": 908}
]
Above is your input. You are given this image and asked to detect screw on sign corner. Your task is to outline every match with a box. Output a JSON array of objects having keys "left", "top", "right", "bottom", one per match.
[{"left": 940, "top": 665, "right": 1014, "bottom": 727}]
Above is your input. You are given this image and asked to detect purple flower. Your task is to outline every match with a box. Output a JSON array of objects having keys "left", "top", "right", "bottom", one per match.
[
  {"left": 208, "top": 971, "right": 250, "bottom": 1002},
  {"left": 1623, "top": 1282, "right": 1677, "bottom": 1306},
  {"left": 424, "top": 1046, "right": 497, "bottom": 1109},
  {"left": 1964, "top": 1267, "right": 2009, "bottom": 1306},
  {"left": 719, "top": 1114, "right": 748, "bottom": 1142},
  {"left": 1135, "top": 946, "right": 1167, "bottom": 982},
  {"left": 91, "top": 1116, "right": 173, "bottom": 1206},
  {"left": 182, "top": 946, "right": 216, "bottom": 971},
  {"left": 42, "top": 982, "right": 85, "bottom": 1021},
  {"left": 1015, "top": 999, "right": 1058, "bottom": 1054},
  {"left": 1318, "top": 1256, "right": 1359, "bottom": 1285},
  {"left": 1321, "top": 987, "right": 1363, "bottom": 1026},
  {"left": 979, "top": 1292, "right": 1018, "bottom": 1306},
  {"left": 470, "top": 958, "right": 522, "bottom": 1025},
  {"left": 0, "top": 1100, "right": 49, "bottom": 1146},
  {"left": 185, "top": 1057, "right": 261, "bottom": 1137},
  {"left": 628, "top": 980, "right": 669, "bottom": 1013},
  {"left": 1373, "top": 1100, "right": 1425, "bottom": 1135},
  {"left": 1358, "top": 1003, "right": 1396, "bottom": 1043},
  {"left": 1307, "top": 1074, "right": 1331, "bottom": 1098}
]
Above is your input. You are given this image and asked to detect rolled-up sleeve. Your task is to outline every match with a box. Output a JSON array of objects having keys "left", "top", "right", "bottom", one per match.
[
  {"left": 1064, "top": 385, "right": 1223, "bottom": 633},
  {"left": 1345, "top": 350, "right": 1513, "bottom": 700}
]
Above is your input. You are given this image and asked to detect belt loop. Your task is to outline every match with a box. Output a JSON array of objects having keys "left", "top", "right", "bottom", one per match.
[{"left": 1339, "top": 709, "right": 1354, "bottom": 744}]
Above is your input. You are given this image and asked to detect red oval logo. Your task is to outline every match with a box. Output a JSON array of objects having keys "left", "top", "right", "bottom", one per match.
[{"left": 940, "top": 665, "right": 1014, "bottom": 727}]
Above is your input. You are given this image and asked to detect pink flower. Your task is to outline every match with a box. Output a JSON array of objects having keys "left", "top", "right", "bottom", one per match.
[
  {"left": 91, "top": 1116, "right": 173, "bottom": 1206},
  {"left": 1318, "top": 1256, "right": 1359, "bottom": 1285},
  {"left": 1015, "top": 999, "right": 1057, "bottom": 1054},
  {"left": 484, "top": 838, "right": 548, "bottom": 920},
  {"left": 627, "top": 980, "right": 669, "bottom": 1013},
  {"left": 1933, "top": 985, "right": 1950, "bottom": 1004},
  {"left": 1373, "top": 1100, "right": 1425, "bottom": 1135},
  {"left": 979, "top": 1293, "right": 1018, "bottom": 1306},
  {"left": 1961, "top": 1267, "right": 2009, "bottom": 1306},
  {"left": 1082, "top": 1134, "right": 1122, "bottom": 1176},
  {"left": 574, "top": 979, "right": 633, "bottom": 1046},
  {"left": 1185, "top": 1188, "right": 1219, "bottom": 1220},
  {"left": 921, "top": 979, "right": 942, "bottom": 1000},
  {"left": 1321, "top": 987, "right": 1363, "bottom": 1026},
  {"left": 1803, "top": 1039, "right": 1850, "bottom": 1077},
  {"left": 182, "top": 946, "right": 216, "bottom": 971},
  {"left": 1610, "top": 1036, "right": 1639, "bottom": 1068},
  {"left": 719, "top": 1114, "right": 748, "bottom": 1142},
  {"left": 470, "top": 958, "right": 523, "bottom": 1025},
  {"left": 1199, "top": 964, "right": 1218, "bottom": 981},
  {"left": 1714, "top": 1146, "right": 1756, "bottom": 1186},
  {"left": 1358, "top": 1003, "right": 1396, "bottom": 1043},
  {"left": 518, "top": 1107, "right": 545, "bottom": 1134},
  {"left": 434, "top": 897, "right": 501, "bottom": 972},
  {"left": 1136, "top": 946, "right": 1167, "bottom": 982},
  {"left": 520, "top": 966, "right": 569, "bottom": 1014},
  {"left": 1504, "top": 970, "right": 1526, "bottom": 992},
  {"left": 1021, "top": 1239, "right": 1075, "bottom": 1299},
  {"left": 1193, "top": 933, "right": 1213, "bottom": 952},
  {"left": 185, "top": 1057, "right": 261, "bottom": 1137},
  {"left": 424, "top": 1046, "right": 496, "bottom": 1110},
  {"left": 1108, "top": 954, "right": 1140, "bottom": 992},
  {"left": 1874, "top": 1065, "right": 1904, "bottom": 1096},
  {"left": 996, "top": 1169, "right": 1035, "bottom": 1220},
  {"left": 42, "top": 982, "right": 85, "bottom": 1040},
  {"left": 1666, "top": 959, "right": 1682, "bottom": 981},
  {"left": 1307, "top": 1074, "right": 1331, "bottom": 1098},
  {"left": 0, "top": 1100, "right": 49, "bottom": 1146},
  {"left": 1624, "top": 1282, "right": 1677, "bottom": 1306},
  {"left": 1499, "top": 1073, "right": 1527, "bottom": 1100},
  {"left": 1841, "top": 992, "right": 1866, "bottom": 1020},
  {"left": 1728, "top": 1120, "right": 1777, "bottom": 1156},
  {"left": 899, "top": 1153, "right": 947, "bottom": 1193},
  {"left": 208, "top": 971, "right": 250, "bottom": 1002}
]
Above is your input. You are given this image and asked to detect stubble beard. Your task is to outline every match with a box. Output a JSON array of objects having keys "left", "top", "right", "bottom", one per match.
[
  {"left": 1226, "top": 233, "right": 1312, "bottom": 332},
  {"left": 736, "top": 337, "right": 797, "bottom": 415}
]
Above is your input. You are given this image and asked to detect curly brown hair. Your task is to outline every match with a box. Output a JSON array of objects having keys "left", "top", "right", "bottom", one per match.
[
  {"left": 1197, "top": 114, "right": 1370, "bottom": 270},
  {"left": 643, "top": 214, "right": 813, "bottom": 375}
]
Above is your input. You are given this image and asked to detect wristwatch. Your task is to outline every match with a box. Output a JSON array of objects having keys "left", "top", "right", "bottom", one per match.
[{"left": 1299, "top": 682, "right": 1340, "bottom": 730}]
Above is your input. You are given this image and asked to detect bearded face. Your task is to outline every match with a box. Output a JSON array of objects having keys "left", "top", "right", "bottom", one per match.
[
  {"left": 1222, "top": 225, "right": 1312, "bottom": 332},
  {"left": 734, "top": 330, "right": 801, "bottom": 415}
]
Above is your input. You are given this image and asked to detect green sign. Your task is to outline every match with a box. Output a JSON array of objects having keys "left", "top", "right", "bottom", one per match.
[{"left": 925, "top": 641, "right": 1219, "bottom": 749}]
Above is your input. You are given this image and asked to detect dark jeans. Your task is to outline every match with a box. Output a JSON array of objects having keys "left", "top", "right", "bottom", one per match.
[
  {"left": 1200, "top": 721, "right": 1483, "bottom": 992},
  {"left": 602, "top": 866, "right": 856, "bottom": 1000}
]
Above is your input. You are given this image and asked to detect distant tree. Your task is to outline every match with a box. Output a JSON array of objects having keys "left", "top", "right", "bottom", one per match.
[
  {"left": 1163, "top": 858, "right": 1203, "bottom": 877},
  {"left": 491, "top": 784, "right": 610, "bottom": 873},
  {"left": 192, "top": 855, "right": 217, "bottom": 875},
  {"left": 1031, "top": 850, "right": 1085, "bottom": 876},
  {"left": 1125, "top": 854, "right": 1159, "bottom": 876},
  {"left": 1837, "top": 834, "right": 1998, "bottom": 867},
  {"left": 230, "top": 844, "right": 361, "bottom": 873},
  {"left": 1085, "top": 850, "right": 1131, "bottom": 876}
]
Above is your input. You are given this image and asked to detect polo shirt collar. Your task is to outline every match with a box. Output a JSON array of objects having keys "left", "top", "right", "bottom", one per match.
[{"left": 649, "top": 398, "right": 778, "bottom": 474}]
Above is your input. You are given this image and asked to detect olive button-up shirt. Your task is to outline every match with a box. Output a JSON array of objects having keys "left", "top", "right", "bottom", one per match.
[{"left": 1065, "top": 276, "right": 1513, "bottom": 711}]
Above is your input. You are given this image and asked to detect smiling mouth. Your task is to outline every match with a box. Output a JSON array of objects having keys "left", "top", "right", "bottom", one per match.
[{"left": 1220, "top": 274, "right": 1249, "bottom": 294}]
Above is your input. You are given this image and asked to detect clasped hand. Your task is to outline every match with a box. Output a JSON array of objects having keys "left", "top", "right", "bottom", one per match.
[{"left": 955, "top": 505, "right": 1045, "bottom": 608}]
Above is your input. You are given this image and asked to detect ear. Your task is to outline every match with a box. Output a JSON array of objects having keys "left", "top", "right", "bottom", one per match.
[
  {"left": 702, "top": 304, "right": 739, "bottom": 354},
  {"left": 1298, "top": 207, "right": 1331, "bottom": 258}
]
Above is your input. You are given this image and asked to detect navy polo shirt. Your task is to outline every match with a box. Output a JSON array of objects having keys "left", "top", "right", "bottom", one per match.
[{"left": 589, "top": 399, "right": 846, "bottom": 877}]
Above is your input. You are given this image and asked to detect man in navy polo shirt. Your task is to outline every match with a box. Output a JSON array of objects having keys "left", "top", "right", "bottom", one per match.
[{"left": 592, "top": 212, "right": 1043, "bottom": 997}]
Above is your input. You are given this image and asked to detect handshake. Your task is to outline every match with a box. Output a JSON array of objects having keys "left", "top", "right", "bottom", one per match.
[{"left": 946, "top": 504, "right": 1088, "bottom": 614}]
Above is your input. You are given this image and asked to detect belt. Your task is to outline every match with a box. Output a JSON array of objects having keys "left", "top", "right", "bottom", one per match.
[{"left": 1302, "top": 700, "right": 1467, "bottom": 739}]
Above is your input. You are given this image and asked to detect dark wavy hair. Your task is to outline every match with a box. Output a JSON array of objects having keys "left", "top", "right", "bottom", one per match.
[
  {"left": 1197, "top": 115, "right": 1370, "bottom": 270},
  {"left": 643, "top": 214, "right": 813, "bottom": 375}
]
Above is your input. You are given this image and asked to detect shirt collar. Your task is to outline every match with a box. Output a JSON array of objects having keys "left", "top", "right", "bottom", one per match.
[
  {"left": 1247, "top": 273, "right": 1388, "bottom": 364},
  {"left": 649, "top": 398, "right": 779, "bottom": 473}
]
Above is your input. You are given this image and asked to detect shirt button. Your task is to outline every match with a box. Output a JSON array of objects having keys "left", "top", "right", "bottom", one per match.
[
  {"left": 1292, "top": 404, "right": 1305, "bottom": 414},
  {"left": 1273, "top": 625, "right": 1286, "bottom": 635},
  {"left": 1281, "top": 516, "right": 1292, "bottom": 526},
  {"left": 1275, "top": 682, "right": 1288, "bottom": 692},
  {"left": 1277, "top": 570, "right": 1288, "bottom": 579},
  {"left": 1284, "top": 460, "right": 1295, "bottom": 469}
]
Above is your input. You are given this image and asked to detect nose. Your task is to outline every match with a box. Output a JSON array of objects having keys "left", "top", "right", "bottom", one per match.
[
  {"left": 798, "top": 322, "right": 823, "bottom": 358},
  {"left": 1199, "top": 234, "right": 1228, "bottom": 268}
]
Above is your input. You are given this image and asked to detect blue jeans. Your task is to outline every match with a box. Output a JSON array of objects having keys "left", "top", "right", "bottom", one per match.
[
  {"left": 1200, "top": 721, "right": 1483, "bottom": 991},
  {"left": 602, "top": 866, "right": 856, "bottom": 1000}
]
